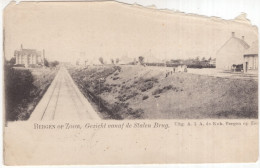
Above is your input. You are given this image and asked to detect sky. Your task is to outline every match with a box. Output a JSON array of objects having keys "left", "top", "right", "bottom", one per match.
[
  {"left": 3, "top": 0, "right": 259, "bottom": 63},
  {"left": 118, "top": 0, "right": 260, "bottom": 26}
]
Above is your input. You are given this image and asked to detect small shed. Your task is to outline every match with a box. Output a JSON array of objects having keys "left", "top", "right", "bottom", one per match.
[{"left": 243, "top": 41, "right": 258, "bottom": 72}]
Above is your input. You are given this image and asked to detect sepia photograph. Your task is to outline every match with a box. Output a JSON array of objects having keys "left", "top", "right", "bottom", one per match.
[
  {"left": 4, "top": 1, "right": 258, "bottom": 121},
  {"left": 2, "top": 0, "right": 259, "bottom": 166}
]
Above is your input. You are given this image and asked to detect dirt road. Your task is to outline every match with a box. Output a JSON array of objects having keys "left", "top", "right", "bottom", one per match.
[{"left": 29, "top": 67, "right": 100, "bottom": 121}]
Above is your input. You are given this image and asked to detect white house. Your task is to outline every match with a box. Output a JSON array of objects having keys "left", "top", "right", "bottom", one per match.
[
  {"left": 14, "top": 45, "right": 44, "bottom": 67},
  {"left": 216, "top": 32, "right": 249, "bottom": 70}
]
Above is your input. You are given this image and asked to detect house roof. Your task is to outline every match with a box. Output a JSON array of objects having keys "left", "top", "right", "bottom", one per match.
[
  {"left": 216, "top": 36, "right": 250, "bottom": 54},
  {"left": 15, "top": 48, "right": 41, "bottom": 56},
  {"left": 233, "top": 37, "right": 250, "bottom": 49},
  {"left": 244, "top": 41, "right": 258, "bottom": 55}
]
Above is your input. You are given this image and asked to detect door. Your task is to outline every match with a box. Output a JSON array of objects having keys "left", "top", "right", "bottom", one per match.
[{"left": 245, "top": 62, "right": 248, "bottom": 72}]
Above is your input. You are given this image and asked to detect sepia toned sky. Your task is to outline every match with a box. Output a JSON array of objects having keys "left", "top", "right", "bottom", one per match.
[{"left": 4, "top": 1, "right": 258, "bottom": 63}]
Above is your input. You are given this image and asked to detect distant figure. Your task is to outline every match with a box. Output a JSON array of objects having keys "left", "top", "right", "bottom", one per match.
[
  {"left": 173, "top": 67, "right": 176, "bottom": 73},
  {"left": 166, "top": 72, "right": 170, "bottom": 78}
]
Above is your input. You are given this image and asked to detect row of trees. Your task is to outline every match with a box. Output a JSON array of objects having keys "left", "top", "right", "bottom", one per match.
[
  {"left": 97, "top": 55, "right": 214, "bottom": 68},
  {"left": 6, "top": 57, "right": 59, "bottom": 68},
  {"left": 44, "top": 58, "right": 59, "bottom": 68},
  {"left": 98, "top": 56, "right": 145, "bottom": 65},
  {"left": 98, "top": 57, "right": 120, "bottom": 64}
]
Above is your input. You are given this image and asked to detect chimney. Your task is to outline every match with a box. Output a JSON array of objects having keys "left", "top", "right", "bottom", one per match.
[
  {"left": 43, "top": 49, "right": 45, "bottom": 66},
  {"left": 21, "top": 44, "right": 23, "bottom": 50},
  {"left": 232, "top": 32, "right": 235, "bottom": 37},
  {"left": 242, "top": 36, "right": 245, "bottom": 40}
]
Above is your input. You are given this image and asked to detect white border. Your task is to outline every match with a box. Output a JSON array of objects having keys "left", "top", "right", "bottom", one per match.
[{"left": 0, "top": 0, "right": 259, "bottom": 167}]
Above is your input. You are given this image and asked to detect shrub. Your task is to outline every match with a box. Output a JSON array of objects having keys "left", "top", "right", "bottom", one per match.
[
  {"left": 137, "top": 77, "right": 159, "bottom": 92},
  {"left": 140, "top": 82, "right": 154, "bottom": 92},
  {"left": 125, "top": 108, "right": 144, "bottom": 119},
  {"left": 117, "top": 91, "right": 139, "bottom": 102},
  {"left": 110, "top": 102, "right": 144, "bottom": 119},
  {"left": 144, "top": 77, "right": 158, "bottom": 83},
  {"left": 4, "top": 67, "right": 56, "bottom": 121},
  {"left": 142, "top": 95, "right": 149, "bottom": 100},
  {"left": 152, "top": 85, "right": 180, "bottom": 95},
  {"left": 114, "top": 72, "right": 119, "bottom": 76},
  {"left": 111, "top": 102, "right": 129, "bottom": 113},
  {"left": 93, "top": 83, "right": 112, "bottom": 94},
  {"left": 114, "top": 66, "right": 121, "bottom": 72},
  {"left": 113, "top": 77, "right": 120, "bottom": 80}
]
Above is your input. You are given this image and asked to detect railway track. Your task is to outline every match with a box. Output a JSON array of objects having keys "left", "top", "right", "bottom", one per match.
[
  {"left": 40, "top": 70, "right": 62, "bottom": 120},
  {"left": 29, "top": 67, "right": 100, "bottom": 121}
]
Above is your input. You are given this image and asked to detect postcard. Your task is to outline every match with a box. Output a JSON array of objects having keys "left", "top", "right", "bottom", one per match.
[{"left": 3, "top": 1, "right": 258, "bottom": 165}]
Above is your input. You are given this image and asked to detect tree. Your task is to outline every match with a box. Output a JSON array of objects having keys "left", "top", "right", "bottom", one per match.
[
  {"left": 138, "top": 56, "right": 144, "bottom": 65},
  {"left": 9, "top": 57, "right": 16, "bottom": 65},
  {"left": 44, "top": 58, "right": 49, "bottom": 67},
  {"left": 111, "top": 59, "right": 114, "bottom": 64},
  {"left": 171, "top": 59, "right": 181, "bottom": 64},
  {"left": 202, "top": 57, "right": 206, "bottom": 61},
  {"left": 116, "top": 58, "right": 119, "bottom": 64},
  {"left": 99, "top": 57, "right": 104, "bottom": 64},
  {"left": 49, "top": 60, "right": 59, "bottom": 67}
]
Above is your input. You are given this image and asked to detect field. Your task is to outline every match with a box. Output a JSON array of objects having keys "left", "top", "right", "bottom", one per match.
[
  {"left": 4, "top": 67, "right": 58, "bottom": 121},
  {"left": 68, "top": 65, "right": 258, "bottom": 119}
]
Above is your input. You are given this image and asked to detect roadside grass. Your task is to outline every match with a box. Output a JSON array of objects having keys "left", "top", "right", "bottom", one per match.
[
  {"left": 68, "top": 65, "right": 146, "bottom": 119},
  {"left": 152, "top": 85, "right": 182, "bottom": 95},
  {"left": 68, "top": 65, "right": 258, "bottom": 119},
  {"left": 4, "top": 66, "right": 57, "bottom": 121}
]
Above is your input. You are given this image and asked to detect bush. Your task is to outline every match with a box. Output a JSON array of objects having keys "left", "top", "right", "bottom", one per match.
[
  {"left": 111, "top": 102, "right": 129, "bottom": 113},
  {"left": 125, "top": 108, "right": 144, "bottom": 119},
  {"left": 93, "top": 83, "right": 112, "bottom": 94},
  {"left": 152, "top": 85, "right": 181, "bottom": 95},
  {"left": 5, "top": 68, "right": 34, "bottom": 120},
  {"left": 144, "top": 77, "right": 158, "bottom": 83},
  {"left": 140, "top": 82, "right": 153, "bottom": 92},
  {"left": 49, "top": 61, "right": 59, "bottom": 68},
  {"left": 137, "top": 77, "right": 159, "bottom": 92},
  {"left": 142, "top": 95, "right": 149, "bottom": 100},
  {"left": 113, "top": 77, "right": 120, "bottom": 80},
  {"left": 114, "top": 66, "right": 121, "bottom": 72},
  {"left": 111, "top": 102, "right": 144, "bottom": 119},
  {"left": 117, "top": 91, "right": 139, "bottom": 102},
  {"left": 4, "top": 67, "right": 56, "bottom": 121}
]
